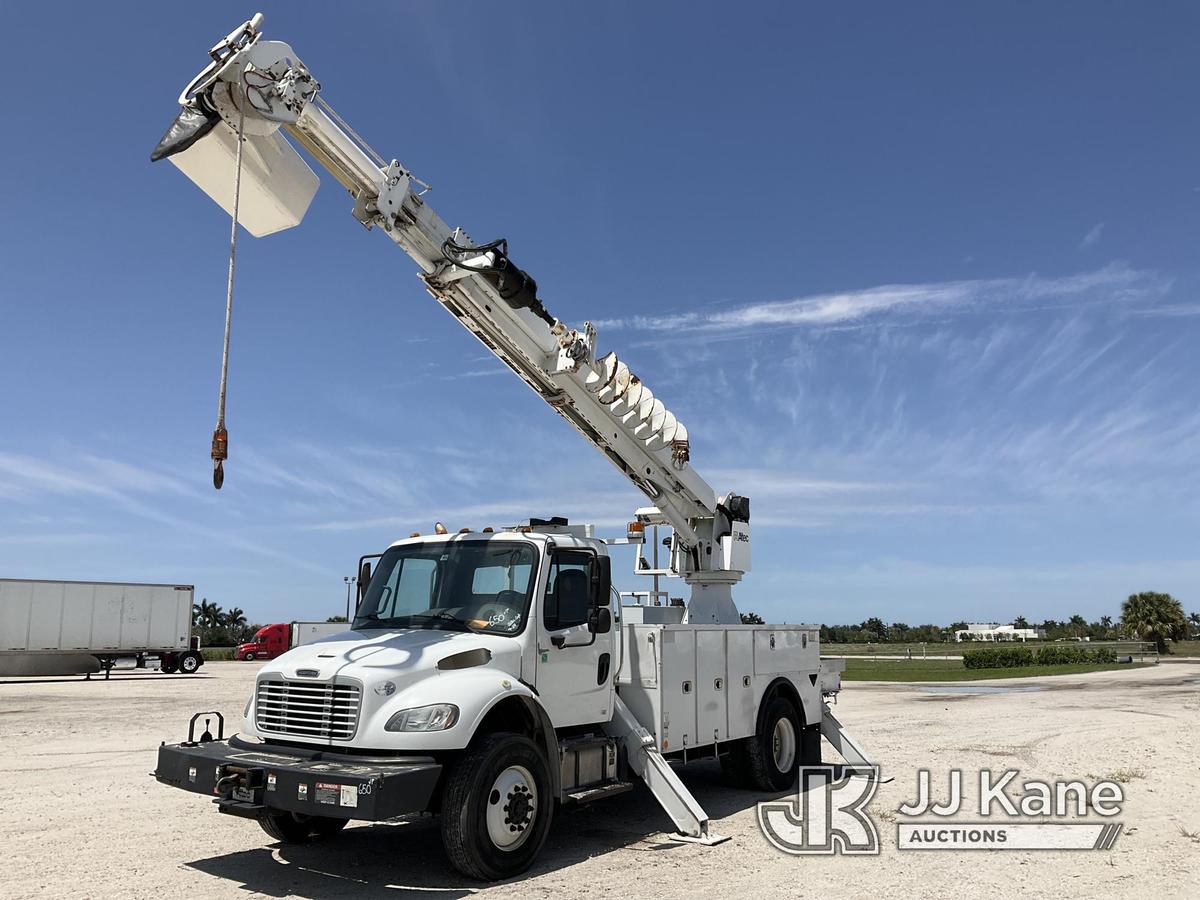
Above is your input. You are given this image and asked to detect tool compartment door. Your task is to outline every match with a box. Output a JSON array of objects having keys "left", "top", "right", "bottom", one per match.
[
  {"left": 753, "top": 627, "right": 817, "bottom": 675},
  {"left": 695, "top": 628, "right": 728, "bottom": 745},
  {"left": 658, "top": 628, "right": 697, "bottom": 752}
]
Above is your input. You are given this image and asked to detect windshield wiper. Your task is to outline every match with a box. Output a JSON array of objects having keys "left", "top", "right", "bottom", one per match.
[
  {"left": 353, "top": 613, "right": 391, "bottom": 628},
  {"left": 409, "top": 610, "right": 470, "bottom": 629}
]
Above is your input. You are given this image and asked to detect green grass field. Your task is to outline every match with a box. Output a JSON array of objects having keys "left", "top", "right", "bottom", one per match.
[{"left": 840, "top": 657, "right": 1151, "bottom": 682}]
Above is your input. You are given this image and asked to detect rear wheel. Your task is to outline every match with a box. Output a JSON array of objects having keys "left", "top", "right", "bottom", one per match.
[
  {"left": 159, "top": 655, "right": 178, "bottom": 675},
  {"left": 258, "top": 812, "right": 348, "bottom": 843},
  {"left": 723, "top": 695, "right": 804, "bottom": 792},
  {"left": 441, "top": 732, "right": 553, "bottom": 881},
  {"left": 178, "top": 651, "right": 201, "bottom": 674}
]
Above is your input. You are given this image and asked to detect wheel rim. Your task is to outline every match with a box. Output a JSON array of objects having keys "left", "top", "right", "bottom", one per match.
[
  {"left": 485, "top": 764, "right": 538, "bottom": 851},
  {"left": 771, "top": 716, "right": 797, "bottom": 772},
  {"left": 182, "top": 656, "right": 197, "bottom": 672}
]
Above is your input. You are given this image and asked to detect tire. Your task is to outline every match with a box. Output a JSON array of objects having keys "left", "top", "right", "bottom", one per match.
[
  {"left": 243, "top": 652, "right": 256, "bottom": 661},
  {"left": 178, "top": 652, "right": 201, "bottom": 675},
  {"left": 440, "top": 732, "right": 554, "bottom": 881},
  {"left": 160, "top": 656, "right": 178, "bottom": 675},
  {"left": 735, "top": 695, "right": 803, "bottom": 792},
  {"left": 258, "top": 812, "right": 348, "bottom": 844}
]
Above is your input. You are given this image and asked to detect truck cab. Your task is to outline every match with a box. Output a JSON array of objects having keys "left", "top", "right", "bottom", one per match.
[
  {"left": 247, "top": 526, "right": 615, "bottom": 752},
  {"left": 236, "top": 623, "right": 289, "bottom": 661}
]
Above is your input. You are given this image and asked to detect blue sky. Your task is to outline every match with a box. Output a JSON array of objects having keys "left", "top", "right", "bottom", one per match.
[{"left": 1, "top": 2, "right": 1197, "bottom": 626}]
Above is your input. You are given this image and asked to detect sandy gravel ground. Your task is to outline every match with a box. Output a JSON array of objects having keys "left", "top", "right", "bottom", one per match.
[{"left": 2, "top": 660, "right": 1197, "bottom": 900}]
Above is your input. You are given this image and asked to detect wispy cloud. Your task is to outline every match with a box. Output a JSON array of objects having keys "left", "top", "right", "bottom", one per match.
[
  {"left": 1080, "top": 222, "right": 1104, "bottom": 248},
  {"left": 595, "top": 263, "right": 1168, "bottom": 334}
]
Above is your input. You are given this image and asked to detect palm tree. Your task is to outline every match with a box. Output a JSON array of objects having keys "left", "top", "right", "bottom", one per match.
[
  {"left": 1099, "top": 615, "right": 1113, "bottom": 639},
  {"left": 1188, "top": 612, "right": 1200, "bottom": 635},
  {"left": 196, "top": 599, "right": 214, "bottom": 628},
  {"left": 1013, "top": 616, "right": 1030, "bottom": 630},
  {"left": 1121, "top": 592, "right": 1187, "bottom": 654},
  {"left": 1068, "top": 614, "right": 1087, "bottom": 639},
  {"left": 224, "top": 607, "right": 248, "bottom": 641}
]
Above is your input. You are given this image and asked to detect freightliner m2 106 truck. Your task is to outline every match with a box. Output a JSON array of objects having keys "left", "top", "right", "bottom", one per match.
[{"left": 148, "top": 15, "right": 875, "bottom": 881}]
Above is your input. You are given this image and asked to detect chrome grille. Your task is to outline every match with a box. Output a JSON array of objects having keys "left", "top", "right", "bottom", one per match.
[{"left": 255, "top": 678, "right": 362, "bottom": 740}]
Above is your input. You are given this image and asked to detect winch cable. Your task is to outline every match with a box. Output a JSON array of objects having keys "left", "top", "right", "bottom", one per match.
[{"left": 211, "top": 92, "right": 247, "bottom": 490}]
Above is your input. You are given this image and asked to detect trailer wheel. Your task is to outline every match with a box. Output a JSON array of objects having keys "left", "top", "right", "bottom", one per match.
[
  {"left": 441, "top": 732, "right": 553, "bottom": 881},
  {"left": 178, "top": 651, "right": 201, "bottom": 674},
  {"left": 160, "top": 655, "right": 178, "bottom": 674},
  {"left": 258, "top": 812, "right": 347, "bottom": 844},
  {"left": 735, "top": 695, "right": 802, "bottom": 792}
]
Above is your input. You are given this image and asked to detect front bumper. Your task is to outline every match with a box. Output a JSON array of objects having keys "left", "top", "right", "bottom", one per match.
[{"left": 155, "top": 735, "right": 443, "bottom": 821}]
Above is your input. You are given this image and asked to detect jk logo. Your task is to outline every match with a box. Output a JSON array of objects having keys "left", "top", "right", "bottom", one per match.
[{"left": 757, "top": 766, "right": 881, "bottom": 855}]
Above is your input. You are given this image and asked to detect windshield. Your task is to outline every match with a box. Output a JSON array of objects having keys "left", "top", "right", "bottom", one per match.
[{"left": 353, "top": 540, "right": 538, "bottom": 634}]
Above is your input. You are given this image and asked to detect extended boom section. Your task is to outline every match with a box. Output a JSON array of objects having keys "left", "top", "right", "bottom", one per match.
[{"left": 152, "top": 14, "right": 750, "bottom": 622}]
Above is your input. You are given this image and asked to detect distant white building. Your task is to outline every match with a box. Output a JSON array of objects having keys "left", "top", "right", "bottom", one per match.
[{"left": 955, "top": 623, "right": 1046, "bottom": 642}]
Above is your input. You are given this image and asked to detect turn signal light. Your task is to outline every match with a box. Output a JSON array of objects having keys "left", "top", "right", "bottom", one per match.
[{"left": 627, "top": 521, "right": 645, "bottom": 540}]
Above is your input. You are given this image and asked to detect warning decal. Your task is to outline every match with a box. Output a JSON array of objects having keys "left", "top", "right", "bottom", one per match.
[{"left": 314, "top": 782, "right": 340, "bottom": 806}]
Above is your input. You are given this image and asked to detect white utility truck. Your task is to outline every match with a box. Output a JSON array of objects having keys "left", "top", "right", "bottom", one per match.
[
  {"left": 150, "top": 15, "right": 873, "bottom": 880},
  {"left": 0, "top": 578, "right": 202, "bottom": 677}
]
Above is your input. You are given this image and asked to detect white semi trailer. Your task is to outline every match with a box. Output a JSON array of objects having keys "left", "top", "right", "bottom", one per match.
[
  {"left": 149, "top": 15, "right": 874, "bottom": 881},
  {"left": 0, "top": 578, "right": 202, "bottom": 677}
]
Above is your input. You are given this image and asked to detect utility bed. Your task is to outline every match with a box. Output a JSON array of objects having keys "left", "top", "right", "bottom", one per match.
[{"left": 617, "top": 611, "right": 825, "bottom": 753}]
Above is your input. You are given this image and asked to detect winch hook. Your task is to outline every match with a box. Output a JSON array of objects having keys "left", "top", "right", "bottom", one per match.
[{"left": 211, "top": 427, "right": 228, "bottom": 490}]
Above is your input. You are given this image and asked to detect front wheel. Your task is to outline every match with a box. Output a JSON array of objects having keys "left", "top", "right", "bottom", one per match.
[
  {"left": 242, "top": 652, "right": 256, "bottom": 661},
  {"left": 258, "top": 812, "right": 348, "bottom": 844},
  {"left": 178, "top": 652, "right": 201, "bottom": 674},
  {"left": 440, "top": 732, "right": 553, "bottom": 881}
]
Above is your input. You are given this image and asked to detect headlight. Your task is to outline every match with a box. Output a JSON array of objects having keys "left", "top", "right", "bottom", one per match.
[{"left": 385, "top": 703, "right": 459, "bottom": 732}]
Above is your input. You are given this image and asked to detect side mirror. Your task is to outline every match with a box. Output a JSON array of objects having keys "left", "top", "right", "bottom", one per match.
[
  {"left": 357, "top": 556, "right": 377, "bottom": 606},
  {"left": 588, "top": 607, "right": 612, "bottom": 635},
  {"left": 591, "top": 555, "right": 612, "bottom": 607}
]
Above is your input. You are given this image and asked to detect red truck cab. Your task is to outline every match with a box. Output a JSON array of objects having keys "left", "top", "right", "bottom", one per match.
[{"left": 235, "top": 623, "right": 288, "bottom": 661}]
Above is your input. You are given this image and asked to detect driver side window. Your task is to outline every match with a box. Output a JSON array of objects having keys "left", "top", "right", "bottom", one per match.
[
  {"left": 544, "top": 551, "right": 593, "bottom": 630},
  {"left": 376, "top": 557, "right": 438, "bottom": 618}
]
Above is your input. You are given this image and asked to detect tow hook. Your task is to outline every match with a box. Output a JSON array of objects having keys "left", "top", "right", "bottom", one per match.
[{"left": 214, "top": 764, "right": 266, "bottom": 799}]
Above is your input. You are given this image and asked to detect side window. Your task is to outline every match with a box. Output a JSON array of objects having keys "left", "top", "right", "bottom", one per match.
[
  {"left": 544, "top": 550, "right": 593, "bottom": 630},
  {"left": 377, "top": 558, "right": 438, "bottom": 617}
]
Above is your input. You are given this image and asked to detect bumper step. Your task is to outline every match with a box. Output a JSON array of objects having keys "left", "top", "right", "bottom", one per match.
[{"left": 564, "top": 781, "right": 634, "bottom": 804}]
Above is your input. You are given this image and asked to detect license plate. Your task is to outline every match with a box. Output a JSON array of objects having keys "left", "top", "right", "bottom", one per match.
[{"left": 232, "top": 786, "right": 255, "bottom": 802}]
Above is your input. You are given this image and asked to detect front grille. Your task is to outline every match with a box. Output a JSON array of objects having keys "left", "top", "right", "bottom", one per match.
[{"left": 255, "top": 678, "right": 362, "bottom": 740}]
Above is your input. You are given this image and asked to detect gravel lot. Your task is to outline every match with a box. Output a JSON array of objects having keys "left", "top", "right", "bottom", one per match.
[{"left": 2, "top": 660, "right": 1197, "bottom": 899}]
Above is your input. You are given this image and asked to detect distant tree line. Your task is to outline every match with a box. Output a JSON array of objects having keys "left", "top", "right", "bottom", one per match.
[{"left": 743, "top": 592, "right": 1197, "bottom": 654}]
